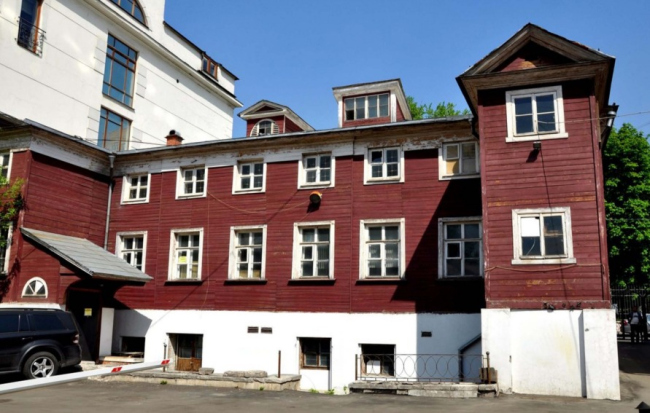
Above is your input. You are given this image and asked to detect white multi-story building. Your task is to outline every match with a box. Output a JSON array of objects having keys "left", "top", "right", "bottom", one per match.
[{"left": 0, "top": 0, "right": 241, "bottom": 149}]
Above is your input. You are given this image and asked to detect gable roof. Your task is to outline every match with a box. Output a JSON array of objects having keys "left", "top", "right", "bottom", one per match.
[
  {"left": 21, "top": 228, "right": 152, "bottom": 283},
  {"left": 457, "top": 23, "right": 615, "bottom": 116},
  {"left": 238, "top": 100, "right": 314, "bottom": 132}
]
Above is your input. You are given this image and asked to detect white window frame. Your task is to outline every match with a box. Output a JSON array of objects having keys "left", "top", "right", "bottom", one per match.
[
  {"left": 298, "top": 153, "right": 335, "bottom": 189},
  {"left": 292, "top": 221, "right": 335, "bottom": 279},
  {"left": 511, "top": 207, "right": 575, "bottom": 265},
  {"left": 115, "top": 231, "right": 147, "bottom": 272},
  {"left": 121, "top": 173, "right": 151, "bottom": 204},
  {"left": 0, "top": 223, "right": 12, "bottom": 275},
  {"left": 228, "top": 225, "right": 268, "bottom": 280},
  {"left": 344, "top": 93, "right": 390, "bottom": 121},
  {"left": 168, "top": 228, "right": 204, "bottom": 280},
  {"left": 233, "top": 161, "right": 266, "bottom": 194},
  {"left": 439, "top": 141, "right": 480, "bottom": 180},
  {"left": 176, "top": 167, "right": 207, "bottom": 199},
  {"left": 363, "top": 147, "right": 404, "bottom": 184},
  {"left": 437, "top": 217, "right": 483, "bottom": 278},
  {"left": 0, "top": 152, "right": 11, "bottom": 180},
  {"left": 505, "top": 86, "right": 568, "bottom": 143},
  {"left": 21, "top": 277, "right": 48, "bottom": 298},
  {"left": 251, "top": 119, "right": 279, "bottom": 137},
  {"left": 359, "top": 218, "right": 406, "bottom": 279}
]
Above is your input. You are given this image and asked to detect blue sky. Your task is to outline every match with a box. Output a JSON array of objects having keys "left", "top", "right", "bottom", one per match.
[{"left": 165, "top": 0, "right": 650, "bottom": 138}]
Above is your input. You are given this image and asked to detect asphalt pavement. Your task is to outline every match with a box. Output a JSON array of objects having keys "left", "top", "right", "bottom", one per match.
[{"left": 0, "top": 341, "right": 647, "bottom": 413}]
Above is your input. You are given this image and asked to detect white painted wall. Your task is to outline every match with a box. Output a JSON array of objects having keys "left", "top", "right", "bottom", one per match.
[
  {"left": 481, "top": 308, "right": 620, "bottom": 400},
  {"left": 112, "top": 310, "right": 481, "bottom": 392},
  {"left": 0, "top": 0, "right": 238, "bottom": 149},
  {"left": 99, "top": 307, "right": 114, "bottom": 357}
]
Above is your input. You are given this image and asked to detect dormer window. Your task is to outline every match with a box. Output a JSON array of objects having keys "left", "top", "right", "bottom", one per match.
[
  {"left": 202, "top": 56, "right": 218, "bottom": 80},
  {"left": 110, "top": 0, "right": 146, "bottom": 25},
  {"left": 344, "top": 94, "right": 389, "bottom": 121},
  {"left": 250, "top": 120, "right": 279, "bottom": 137},
  {"left": 505, "top": 86, "right": 567, "bottom": 142}
]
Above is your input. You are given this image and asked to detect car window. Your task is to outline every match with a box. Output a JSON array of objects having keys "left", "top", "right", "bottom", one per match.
[
  {"left": 29, "top": 313, "right": 65, "bottom": 331},
  {"left": 0, "top": 314, "right": 19, "bottom": 333}
]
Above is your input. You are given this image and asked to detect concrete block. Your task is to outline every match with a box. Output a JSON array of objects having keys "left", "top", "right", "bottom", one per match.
[
  {"left": 198, "top": 368, "right": 214, "bottom": 375},
  {"left": 223, "top": 370, "right": 268, "bottom": 378}
]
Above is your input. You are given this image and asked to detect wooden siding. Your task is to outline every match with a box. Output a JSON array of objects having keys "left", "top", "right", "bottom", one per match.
[
  {"left": 479, "top": 79, "right": 609, "bottom": 309},
  {"left": 245, "top": 115, "right": 285, "bottom": 137},
  {"left": 284, "top": 117, "right": 304, "bottom": 133},
  {"left": 1, "top": 151, "right": 110, "bottom": 304},
  {"left": 110, "top": 148, "right": 484, "bottom": 313}
]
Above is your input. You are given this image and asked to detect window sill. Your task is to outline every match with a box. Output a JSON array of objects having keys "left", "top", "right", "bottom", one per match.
[
  {"left": 298, "top": 183, "right": 334, "bottom": 190},
  {"left": 511, "top": 257, "right": 576, "bottom": 265},
  {"left": 439, "top": 173, "right": 480, "bottom": 181},
  {"left": 224, "top": 279, "right": 267, "bottom": 284},
  {"left": 176, "top": 193, "right": 206, "bottom": 200},
  {"left": 233, "top": 189, "right": 265, "bottom": 195},
  {"left": 363, "top": 179, "right": 403, "bottom": 186},
  {"left": 357, "top": 277, "right": 405, "bottom": 285},
  {"left": 300, "top": 366, "right": 330, "bottom": 370},
  {"left": 437, "top": 275, "right": 484, "bottom": 282},
  {"left": 289, "top": 278, "right": 336, "bottom": 285},
  {"left": 121, "top": 199, "right": 149, "bottom": 205},
  {"left": 505, "top": 132, "right": 568, "bottom": 143},
  {"left": 165, "top": 279, "right": 203, "bottom": 285}
]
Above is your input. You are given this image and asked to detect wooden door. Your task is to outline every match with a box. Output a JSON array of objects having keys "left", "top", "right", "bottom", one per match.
[
  {"left": 176, "top": 334, "right": 202, "bottom": 372},
  {"left": 67, "top": 289, "right": 101, "bottom": 362}
]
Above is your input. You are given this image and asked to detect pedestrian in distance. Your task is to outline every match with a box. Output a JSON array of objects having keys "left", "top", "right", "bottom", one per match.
[{"left": 630, "top": 305, "right": 645, "bottom": 344}]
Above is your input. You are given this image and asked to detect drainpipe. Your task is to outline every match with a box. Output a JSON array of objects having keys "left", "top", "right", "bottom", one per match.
[{"left": 103, "top": 153, "right": 116, "bottom": 250}]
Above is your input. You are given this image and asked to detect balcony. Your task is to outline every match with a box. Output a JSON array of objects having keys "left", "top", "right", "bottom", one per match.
[{"left": 17, "top": 18, "right": 46, "bottom": 56}]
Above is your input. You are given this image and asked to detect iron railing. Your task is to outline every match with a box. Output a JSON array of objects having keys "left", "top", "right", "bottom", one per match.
[
  {"left": 356, "top": 353, "right": 485, "bottom": 383},
  {"left": 17, "top": 18, "right": 46, "bottom": 56}
]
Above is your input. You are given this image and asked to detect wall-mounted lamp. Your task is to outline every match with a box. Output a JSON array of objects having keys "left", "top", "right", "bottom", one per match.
[
  {"left": 309, "top": 191, "right": 322, "bottom": 205},
  {"left": 532, "top": 141, "right": 542, "bottom": 151},
  {"left": 606, "top": 110, "right": 617, "bottom": 128}
]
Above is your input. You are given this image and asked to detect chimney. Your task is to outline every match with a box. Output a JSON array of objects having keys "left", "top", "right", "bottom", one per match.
[{"left": 166, "top": 130, "right": 183, "bottom": 146}]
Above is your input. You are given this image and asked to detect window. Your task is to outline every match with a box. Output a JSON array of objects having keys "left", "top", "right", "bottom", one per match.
[
  {"left": 300, "top": 338, "right": 330, "bottom": 369},
  {"left": 0, "top": 153, "right": 10, "bottom": 179},
  {"left": 201, "top": 55, "right": 218, "bottom": 79},
  {"left": 344, "top": 94, "right": 389, "bottom": 121},
  {"left": 293, "top": 222, "right": 334, "bottom": 279},
  {"left": 29, "top": 313, "right": 64, "bottom": 331},
  {"left": 17, "top": 0, "right": 45, "bottom": 56},
  {"left": 21, "top": 277, "right": 47, "bottom": 298},
  {"left": 439, "top": 142, "right": 479, "bottom": 179},
  {"left": 299, "top": 154, "right": 333, "bottom": 188},
  {"left": 234, "top": 162, "right": 265, "bottom": 193},
  {"left": 250, "top": 120, "right": 279, "bottom": 137},
  {"left": 98, "top": 108, "right": 131, "bottom": 151},
  {"left": 103, "top": 35, "right": 137, "bottom": 106},
  {"left": 438, "top": 218, "right": 482, "bottom": 278},
  {"left": 0, "top": 314, "right": 20, "bottom": 333},
  {"left": 117, "top": 232, "right": 146, "bottom": 271},
  {"left": 177, "top": 167, "right": 206, "bottom": 198},
  {"left": 365, "top": 147, "right": 403, "bottom": 184},
  {"left": 512, "top": 207, "right": 575, "bottom": 265},
  {"left": 110, "top": 0, "right": 146, "bottom": 25},
  {"left": 122, "top": 174, "right": 149, "bottom": 203},
  {"left": 0, "top": 224, "right": 12, "bottom": 274},
  {"left": 229, "top": 226, "right": 267, "bottom": 280},
  {"left": 359, "top": 219, "right": 405, "bottom": 279},
  {"left": 361, "top": 344, "right": 395, "bottom": 376},
  {"left": 506, "top": 86, "right": 567, "bottom": 142},
  {"left": 169, "top": 230, "right": 203, "bottom": 280}
]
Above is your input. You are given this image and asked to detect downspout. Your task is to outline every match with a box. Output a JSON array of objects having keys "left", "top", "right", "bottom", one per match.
[{"left": 103, "top": 153, "right": 115, "bottom": 250}]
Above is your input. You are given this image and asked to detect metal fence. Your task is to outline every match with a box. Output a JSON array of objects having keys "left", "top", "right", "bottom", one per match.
[
  {"left": 612, "top": 285, "right": 649, "bottom": 340},
  {"left": 355, "top": 353, "right": 485, "bottom": 383}
]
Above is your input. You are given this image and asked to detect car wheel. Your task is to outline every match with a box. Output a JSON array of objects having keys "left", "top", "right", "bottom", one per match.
[{"left": 22, "top": 352, "right": 59, "bottom": 379}]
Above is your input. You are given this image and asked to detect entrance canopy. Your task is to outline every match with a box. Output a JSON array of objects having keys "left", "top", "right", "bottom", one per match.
[{"left": 21, "top": 228, "right": 152, "bottom": 283}]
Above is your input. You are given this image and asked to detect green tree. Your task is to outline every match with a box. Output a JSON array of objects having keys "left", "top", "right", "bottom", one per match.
[
  {"left": 407, "top": 97, "right": 470, "bottom": 120},
  {"left": 604, "top": 123, "right": 650, "bottom": 287}
]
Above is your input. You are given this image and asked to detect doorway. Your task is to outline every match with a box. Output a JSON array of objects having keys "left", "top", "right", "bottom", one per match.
[
  {"left": 171, "top": 334, "right": 202, "bottom": 372},
  {"left": 66, "top": 289, "right": 102, "bottom": 362}
]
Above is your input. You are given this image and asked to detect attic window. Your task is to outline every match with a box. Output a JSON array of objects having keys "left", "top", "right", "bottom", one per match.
[
  {"left": 251, "top": 120, "right": 279, "bottom": 137},
  {"left": 344, "top": 94, "right": 389, "bottom": 121},
  {"left": 505, "top": 86, "right": 568, "bottom": 142},
  {"left": 202, "top": 56, "right": 218, "bottom": 80},
  {"left": 110, "top": 0, "right": 146, "bottom": 25}
]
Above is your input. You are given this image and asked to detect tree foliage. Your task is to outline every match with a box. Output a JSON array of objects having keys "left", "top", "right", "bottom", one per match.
[
  {"left": 0, "top": 176, "right": 23, "bottom": 246},
  {"left": 604, "top": 123, "right": 650, "bottom": 287},
  {"left": 407, "top": 97, "right": 470, "bottom": 120}
]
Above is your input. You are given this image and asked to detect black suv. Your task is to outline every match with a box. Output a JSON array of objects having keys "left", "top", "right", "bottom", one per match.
[{"left": 0, "top": 308, "right": 82, "bottom": 379}]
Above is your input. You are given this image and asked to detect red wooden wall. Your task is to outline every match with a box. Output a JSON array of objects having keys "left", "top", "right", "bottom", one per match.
[
  {"left": 479, "top": 79, "right": 610, "bottom": 310},
  {"left": 110, "top": 149, "right": 484, "bottom": 313}
]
